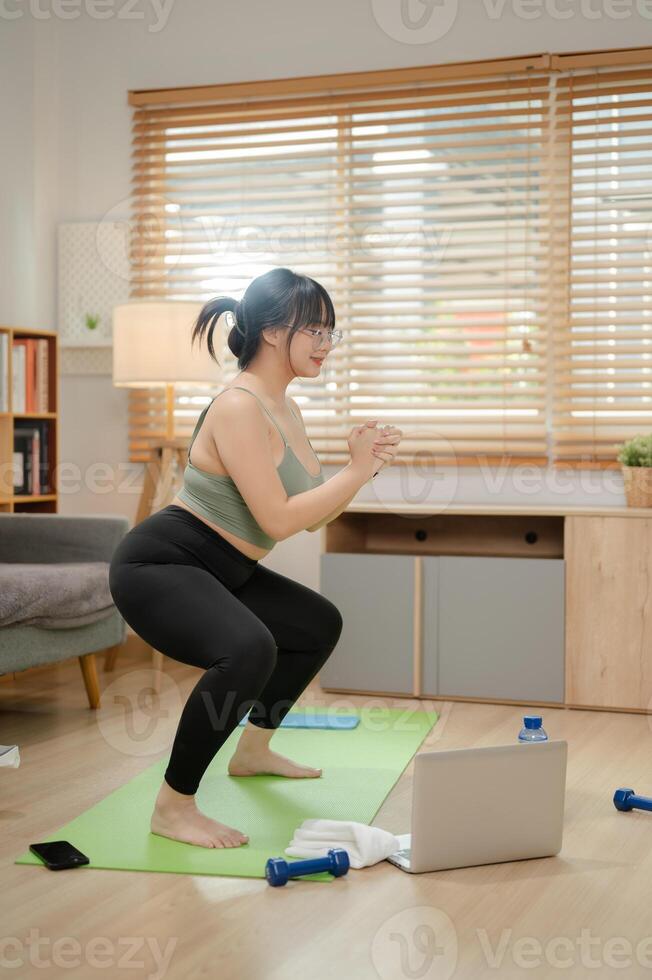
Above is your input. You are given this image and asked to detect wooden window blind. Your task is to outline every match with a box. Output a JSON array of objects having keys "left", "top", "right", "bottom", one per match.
[
  {"left": 128, "top": 49, "right": 652, "bottom": 469},
  {"left": 551, "top": 55, "right": 652, "bottom": 465}
]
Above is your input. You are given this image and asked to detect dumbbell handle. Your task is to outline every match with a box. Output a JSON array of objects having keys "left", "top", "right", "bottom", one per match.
[
  {"left": 282, "top": 856, "right": 336, "bottom": 876},
  {"left": 622, "top": 791, "right": 652, "bottom": 811}
]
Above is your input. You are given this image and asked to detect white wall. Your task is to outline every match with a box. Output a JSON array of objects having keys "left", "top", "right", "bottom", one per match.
[
  {"left": 2, "top": 0, "right": 646, "bottom": 585},
  {"left": 0, "top": 17, "right": 35, "bottom": 326}
]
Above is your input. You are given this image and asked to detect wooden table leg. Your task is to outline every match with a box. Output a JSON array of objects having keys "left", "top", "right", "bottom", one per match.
[{"left": 135, "top": 452, "right": 162, "bottom": 527}]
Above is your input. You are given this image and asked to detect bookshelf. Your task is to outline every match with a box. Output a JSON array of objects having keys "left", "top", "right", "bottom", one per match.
[{"left": 0, "top": 326, "right": 59, "bottom": 514}]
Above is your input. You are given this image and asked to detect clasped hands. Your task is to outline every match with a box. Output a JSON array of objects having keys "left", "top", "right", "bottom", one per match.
[{"left": 359, "top": 419, "right": 403, "bottom": 473}]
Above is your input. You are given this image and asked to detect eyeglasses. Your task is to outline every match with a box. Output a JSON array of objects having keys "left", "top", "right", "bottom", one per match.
[{"left": 297, "top": 326, "right": 343, "bottom": 350}]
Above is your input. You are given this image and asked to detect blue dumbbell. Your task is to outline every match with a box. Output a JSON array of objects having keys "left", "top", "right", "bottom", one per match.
[
  {"left": 613, "top": 787, "right": 652, "bottom": 813},
  {"left": 265, "top": 847, "right": 350, "bottom": 886}
]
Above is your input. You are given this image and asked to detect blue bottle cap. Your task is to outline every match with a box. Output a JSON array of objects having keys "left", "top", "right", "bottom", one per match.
[{"left": 523, "top": 715, "right": 542, "bottom": 729}]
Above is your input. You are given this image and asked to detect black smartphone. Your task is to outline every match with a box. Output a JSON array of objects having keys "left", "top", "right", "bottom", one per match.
[{"left": 29, "top": 841, "right": 89, "bottom": 871}]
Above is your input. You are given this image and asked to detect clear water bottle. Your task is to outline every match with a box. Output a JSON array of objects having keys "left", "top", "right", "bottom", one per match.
[{"left": 518, "top": 715, "right": 548, "bottom": 742}]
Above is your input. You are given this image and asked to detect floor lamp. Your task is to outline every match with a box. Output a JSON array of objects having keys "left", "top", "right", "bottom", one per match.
[{"left": 111, "top": 300, "right": 222, "bottom": 680}]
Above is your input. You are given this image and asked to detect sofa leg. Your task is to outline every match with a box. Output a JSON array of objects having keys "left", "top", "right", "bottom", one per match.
[
  {"left": 79, "top": 653, "right": 100, "bottom": 709},
  {"left": 104, "top": 644, "right": 121, "bottom": 672}
]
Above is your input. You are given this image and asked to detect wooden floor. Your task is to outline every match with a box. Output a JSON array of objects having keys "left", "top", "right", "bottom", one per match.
[{"left": 3, "top": 643, "right": 652, "bottom": 980}]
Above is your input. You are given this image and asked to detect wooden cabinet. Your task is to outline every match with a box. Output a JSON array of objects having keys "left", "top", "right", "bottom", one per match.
[
  {"left": 566, "top": 516, "right": 652, "bottom": 710},
  {"left": 319, "top": 503, "right": 652, "bottom": 713}
]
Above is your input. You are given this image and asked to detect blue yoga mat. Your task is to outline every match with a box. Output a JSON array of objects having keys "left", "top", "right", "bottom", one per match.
[{"left": 238, "top": 710, "right": 359, "bottom": 729}]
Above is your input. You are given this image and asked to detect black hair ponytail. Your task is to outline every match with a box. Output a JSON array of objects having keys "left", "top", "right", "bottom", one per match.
[{"left": 190, "top": 296, "right": 242, "bottom": 363}]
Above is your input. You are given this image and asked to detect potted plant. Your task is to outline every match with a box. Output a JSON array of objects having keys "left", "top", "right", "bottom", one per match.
[{"left": 617, "top": 434, "right": 652, "bottom": 508}]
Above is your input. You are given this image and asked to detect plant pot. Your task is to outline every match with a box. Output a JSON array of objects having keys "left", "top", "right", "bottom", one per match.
[{"left": 621, "top": 465, "right": 652, "bottom": 508}]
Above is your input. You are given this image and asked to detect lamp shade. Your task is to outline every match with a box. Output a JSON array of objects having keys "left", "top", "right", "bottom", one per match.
[{"left": 112, "top": 301, "right": 219, "bottom": 387}]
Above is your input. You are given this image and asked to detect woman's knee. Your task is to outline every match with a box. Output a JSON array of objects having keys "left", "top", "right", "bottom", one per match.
[
  {"left": 314, "top": 595, "right": 343, "bottom": 650},
  {"left": 210, "top": 622, "right": 278, "bottom": 678}
]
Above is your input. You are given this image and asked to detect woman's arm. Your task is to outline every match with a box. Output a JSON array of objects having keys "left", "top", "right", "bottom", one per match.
[{"left": 306, "top": 490, "right": 358, "bottom": 533}]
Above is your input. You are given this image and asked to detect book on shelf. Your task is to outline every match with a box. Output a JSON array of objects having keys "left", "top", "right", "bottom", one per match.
[
  {"left": 10, "top": 337, "right": 50, "bottom": 413},
  {"left": 13, "top": 420, "right": 51, "bottom": 495}
]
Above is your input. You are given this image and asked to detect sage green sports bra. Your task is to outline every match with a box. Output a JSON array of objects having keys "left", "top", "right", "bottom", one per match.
[{"left": 176, "top": 386, "right": 324, "bottom": 549}]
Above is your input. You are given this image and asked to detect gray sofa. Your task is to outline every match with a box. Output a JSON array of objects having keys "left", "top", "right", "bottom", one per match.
[{"left": 0, "top": 513, "right": 129, "bottom": 709}]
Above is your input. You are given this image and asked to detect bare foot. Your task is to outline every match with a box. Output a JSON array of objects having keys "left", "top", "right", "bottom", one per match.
[
  {"left": 150, "top": 781, "right": 249, "bottom": 849},
  {"left": 228, "top": 748, "right": 322, "bottom": 778}
]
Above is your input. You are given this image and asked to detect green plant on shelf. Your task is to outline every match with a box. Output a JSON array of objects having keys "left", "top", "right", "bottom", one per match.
[
  {"left": 617, "top": 434, "right": 652, "bottom": 467},
  {"left": 84, "top": 313, "right": 100, "bottom": 331}
]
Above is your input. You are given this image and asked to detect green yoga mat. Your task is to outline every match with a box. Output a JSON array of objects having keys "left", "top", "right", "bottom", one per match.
[{"left": 16, "top": 706, "right": 438, "bottom": 881}]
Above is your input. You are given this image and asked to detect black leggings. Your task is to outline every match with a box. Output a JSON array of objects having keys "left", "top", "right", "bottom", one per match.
[{"left": 108, "top": 504, "right": 343, "bottom": 795}]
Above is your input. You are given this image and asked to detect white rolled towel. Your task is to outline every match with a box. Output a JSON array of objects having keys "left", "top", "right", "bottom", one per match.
[
  {"left": 284, "top": 818, "right": 401, "bottom": 869},
  {"left": 0, "top": 745, "right": 20, "bottom": 768}
]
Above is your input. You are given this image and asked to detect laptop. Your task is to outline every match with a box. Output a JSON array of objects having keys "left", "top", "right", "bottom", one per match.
[{"left": 387, "top": 739, "right": 567, "bottom": 873}]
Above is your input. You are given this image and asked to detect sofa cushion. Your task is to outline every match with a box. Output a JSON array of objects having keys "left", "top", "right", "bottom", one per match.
[{"left": 0, "top": 562, "right": 115, "bottom": 629}]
